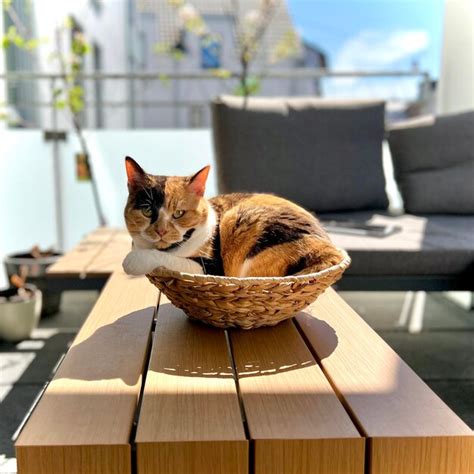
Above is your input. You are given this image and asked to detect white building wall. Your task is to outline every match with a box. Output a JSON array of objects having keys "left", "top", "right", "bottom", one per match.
[
  {"left": 27, "top": 0, "right": 136, "bottom": 129},
  {"left": 135, "top": 12, "right": 320, "bottom": 128},
  {"left": 4, "top": 1, "right": 323, "bottom": 130},
  {"left": 437, "top": 0, "right": 474, "bottom": 114}
]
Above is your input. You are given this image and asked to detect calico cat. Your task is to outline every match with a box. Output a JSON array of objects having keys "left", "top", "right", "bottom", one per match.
[{"left": 122, "top": 157, "right": 342, "bottom": 277}]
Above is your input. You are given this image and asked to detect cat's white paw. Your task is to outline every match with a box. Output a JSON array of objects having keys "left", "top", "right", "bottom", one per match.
[{"left": 122, "top": 250, "right": 160, "bottom": 276}]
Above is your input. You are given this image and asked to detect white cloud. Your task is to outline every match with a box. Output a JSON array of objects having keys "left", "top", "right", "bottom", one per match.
[
  {"left": 324, "top": 30, "right": 430, "bottom": 100},
  {"left": 333, "top": 30, "right": 430, "bottom": 71},
  {"left": 324, "top": 76, "right": 421, "bottom": 100}
]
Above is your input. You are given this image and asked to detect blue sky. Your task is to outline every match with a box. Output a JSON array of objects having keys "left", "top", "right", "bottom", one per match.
[{"left": 287, "top": 0, "right": 445, "bottom": 99}]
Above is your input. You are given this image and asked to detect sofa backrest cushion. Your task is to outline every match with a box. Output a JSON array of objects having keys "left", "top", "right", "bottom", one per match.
[
  {"left": 388, "top": 111, "right": 474, "bottom": 214},
  {"left": 212, "top": 96, "right": 388, "bottom": 212}
]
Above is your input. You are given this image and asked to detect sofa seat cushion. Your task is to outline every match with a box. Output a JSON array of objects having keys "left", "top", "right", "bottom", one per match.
[
  {"left": 319, "top": 211, "right": 474, "bottom": 276},
  {"left": 212, "top": 96, "right": 389, "bottom": 212},
  {"left": 388, "top": 111, "right": 474, "bottom": 214}
]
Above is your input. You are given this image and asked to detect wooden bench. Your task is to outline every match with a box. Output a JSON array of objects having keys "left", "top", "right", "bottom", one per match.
[{"left": 16, "top": 230, "right": 474, "bottom": 473}]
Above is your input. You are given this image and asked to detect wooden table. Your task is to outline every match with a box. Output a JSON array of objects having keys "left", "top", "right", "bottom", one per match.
[
  {"left": 45, "top": 227, "right": 132, "bottom": 290},
  {"left": 16, "top": 228, "right": 474, "bottom": 474}
]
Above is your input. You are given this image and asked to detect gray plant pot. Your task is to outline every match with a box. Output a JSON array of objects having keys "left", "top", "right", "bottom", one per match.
[
  {"left": 4, "top": 252, "right": 63, "bottom": 316},
  {"left": 0, "top": 285, "right": 42, "bottom": 342}
]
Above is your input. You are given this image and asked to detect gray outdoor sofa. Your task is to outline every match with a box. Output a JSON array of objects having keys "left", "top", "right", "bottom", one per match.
[{"left": 212, "top": 96, "right": 474, "bottom": 292}]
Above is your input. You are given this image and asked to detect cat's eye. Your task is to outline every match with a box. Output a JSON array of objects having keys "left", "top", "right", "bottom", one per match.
[
  {"left": 173, "top": 209, "right": 185, "bottom": 219},
  {"left": 141, "top": 207, "right": 152, "bottom": 218}
]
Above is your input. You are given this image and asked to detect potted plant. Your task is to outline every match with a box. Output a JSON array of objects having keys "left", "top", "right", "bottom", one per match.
[
  {"left": 0, "top": 269, "right": 42, "bottom": 342},
  {"left": 4, "top": 246, "right": 61, "bottom": 316}
]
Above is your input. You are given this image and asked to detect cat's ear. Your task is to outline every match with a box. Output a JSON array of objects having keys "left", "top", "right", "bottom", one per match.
[
  {"left": 125, "top": 156, "right": 146, "bottom": 190},
  {"left": 187, "top": 165, "right": 210, "bottom": 197}
]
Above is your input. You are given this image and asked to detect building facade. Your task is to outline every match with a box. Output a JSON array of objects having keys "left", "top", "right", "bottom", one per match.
[{"left": 1, "top": 0, "right": 326, "bottom": 129}]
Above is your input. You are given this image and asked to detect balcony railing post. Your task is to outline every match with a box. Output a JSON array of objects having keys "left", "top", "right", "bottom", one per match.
[{"left": 50, "top": 76, "right": 64, "bottom": 251}]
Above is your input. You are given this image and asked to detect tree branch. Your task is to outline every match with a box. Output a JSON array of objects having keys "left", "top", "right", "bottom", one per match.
[
  {"left": 5, "top": 4, "right": 29, "bottom": 38},
  {"left": 55, "top": 27, "right": 106, "bottom": 226}
]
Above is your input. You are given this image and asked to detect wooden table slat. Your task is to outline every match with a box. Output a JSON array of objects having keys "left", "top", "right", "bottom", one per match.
[
  {"left": 135, "top": 300, "right": 248, "bottom": 474},
  {"left": 46, "top": 228, "right": 119, "bottom": 277},
  {"left": 296, "top": 288, "right": 474, "bottom": 474},
  {"left": 86, "top": 232, "right": 131, "bottom": 275},
  {"left": 230, "top": 319, "right": 365, "bottom": 474},
  {"left": 16, "top": 272, "right": 159, "bottom": 474}
]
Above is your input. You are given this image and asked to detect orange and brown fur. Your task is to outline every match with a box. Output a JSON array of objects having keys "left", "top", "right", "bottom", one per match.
[{"left": 123, "top": 157, "right": 342, "bottom": 277}]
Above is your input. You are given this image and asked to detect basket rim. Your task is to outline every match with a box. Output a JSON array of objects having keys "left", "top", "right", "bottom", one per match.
[{"left": 147, "top": 248, "right": 351, "bottom": 285}]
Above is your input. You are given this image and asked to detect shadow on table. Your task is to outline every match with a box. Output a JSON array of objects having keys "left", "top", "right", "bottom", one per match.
[
  {"left": 53, "top": 307, "right": 155, "bottom": 386},
  {"left": 155, "top": 306, "right": 338, "bottom": 379},
  {"left": 50, "top": 305, "right": 338, "bottom": 382}
]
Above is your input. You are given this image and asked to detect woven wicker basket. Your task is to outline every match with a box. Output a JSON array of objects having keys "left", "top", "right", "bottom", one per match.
[{"left": 146, "top": 249, "right": 350, "bottom": 329}]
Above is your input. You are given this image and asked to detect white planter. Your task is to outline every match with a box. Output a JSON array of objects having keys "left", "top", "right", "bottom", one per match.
[{"left": 0, "top": 285, "right": 42, "bottom": 342}]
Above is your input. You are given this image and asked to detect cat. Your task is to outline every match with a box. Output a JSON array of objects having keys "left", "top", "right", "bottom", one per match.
[{"left": 122, "top": 156, "right": 343, "bottom": 277}]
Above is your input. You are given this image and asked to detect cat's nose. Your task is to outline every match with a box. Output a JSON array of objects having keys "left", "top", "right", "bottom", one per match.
[{"left": 157, "top": 228, "right": 166, "bottom": 237}]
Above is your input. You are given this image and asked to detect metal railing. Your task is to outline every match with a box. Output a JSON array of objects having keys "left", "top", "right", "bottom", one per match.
[{"left": 1, "top": 68, "right": 432, "bottom": 129}]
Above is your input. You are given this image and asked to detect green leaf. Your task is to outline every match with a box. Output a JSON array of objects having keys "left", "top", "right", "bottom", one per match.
[
  {"left": 63, "top": 16, "right": 74, "bottom": 29},
  {"left": 69, "top": 85, "right": 83, "bottom": 96},
  {"left": 71, "top": 61, "right": 81, "bottom": 74},
  {"left": 1, "top": 25, "right": 45, "bottom": 51},
  {"left": 154, "top": 42, "right": 170, "bottom": 54},
  {"left": 13, "top": 35, "right": 25, "bottom": 48},
  {"left": 170, "top": 49, "right": 185, "bottom": 60},
  {"left": 158, "top": 74, "right": 171, "bottom": 86},
  {"left": 210, "top": 68, "right": 232, "bottom": 79},
  {"left": 1, "top": 36, "right": 11, "bottom": 49},
  {"left": 54, "top": 99, "right": 67, "bottom": 109},
  {"left": 270, "top": 29, "right": 299, "bottom": 64},
  {"left": 233, "top": 76, "right": 261, "bottom": 96},
  {"left": 68, "top": 85, "right": 85, "bottom": 113},
  {"left": 154, "top": 43, "right": 185, "bottom": 60},
  {"left": 24, "top": 38, "right": 40, "bottom": 50},
  {"left": 72, "top": 33, "right": 90, "bottom": 56},
  {"left": 183, "top": 16, "right": 206, "bottom": 35}
]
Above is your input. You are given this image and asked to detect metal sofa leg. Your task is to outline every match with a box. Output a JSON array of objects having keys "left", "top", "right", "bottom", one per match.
[
  {"left": 397, "top": 291, "right": 415, "bottom": 328},
  {"left": 408, "top": 291, "right": 427, "bottom": 334}
]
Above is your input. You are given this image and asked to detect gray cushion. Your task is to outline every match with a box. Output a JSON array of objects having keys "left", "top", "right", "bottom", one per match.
[
  {"left": 388, "top": 111, "right": 474, "bottom": 214},
  {"left": 319, "top": 211, "right": 474, "bottom": 276},
  {"left": 212, "top": 96, "right": 389, "bottom": 212}
]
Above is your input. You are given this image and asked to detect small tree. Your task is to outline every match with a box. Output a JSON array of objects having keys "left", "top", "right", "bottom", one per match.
[
  {"left": 158, "top": 0, "right": 299, "bottom": 98},
  {"left": 1, "top": 5, "right": 106, "bottom": 226},
  {"left": 231, "top": 0, "right": 278, "bottom": 97},
  {"left": 52, "top": 18, "right": 106, "bottom": 226}
]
